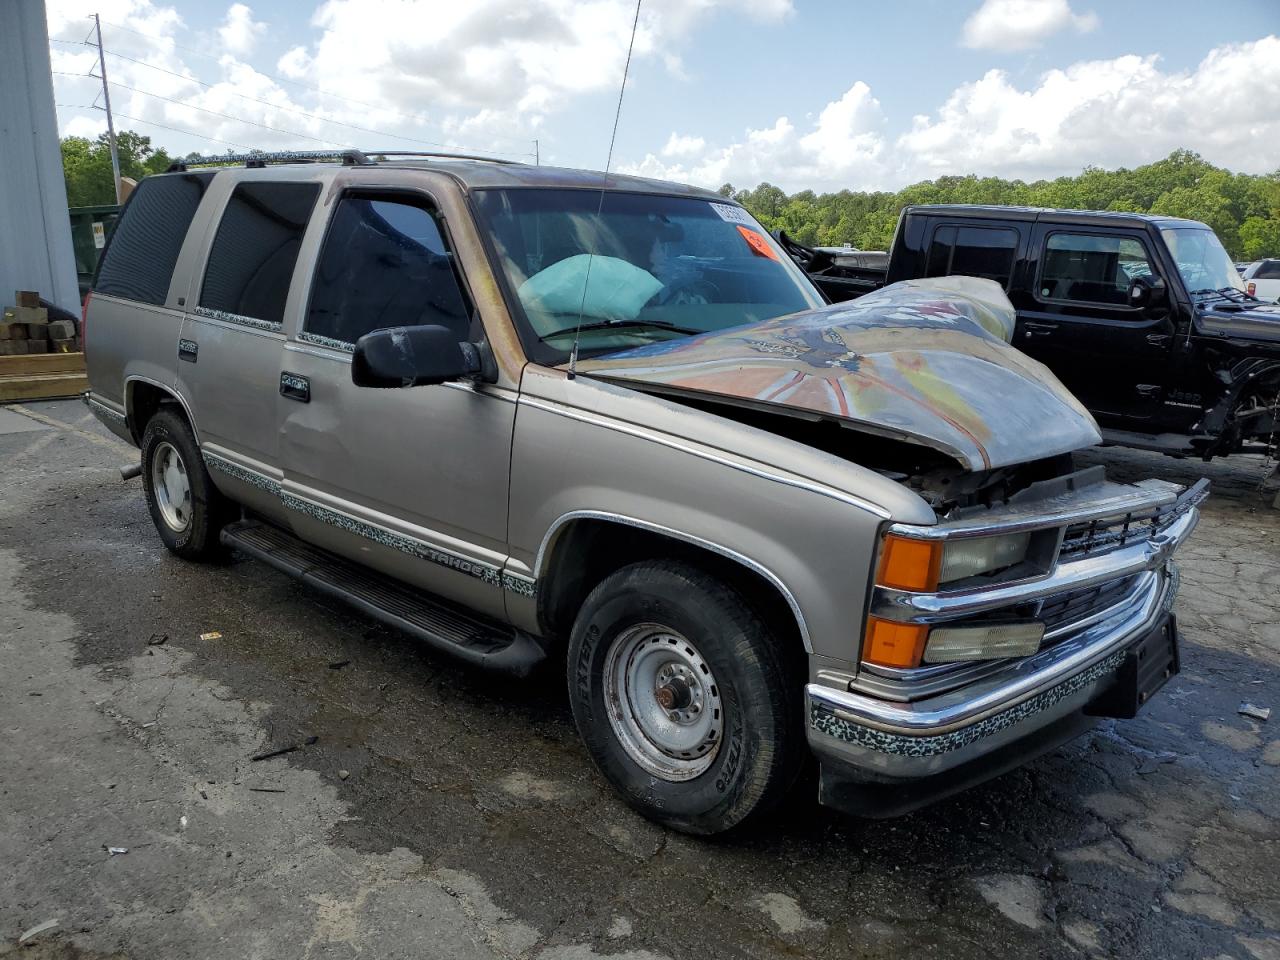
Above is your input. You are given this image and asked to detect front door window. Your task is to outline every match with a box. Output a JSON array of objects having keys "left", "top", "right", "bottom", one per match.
[{"left": 305, "top": 197, "right": 472, "bottom": 346}]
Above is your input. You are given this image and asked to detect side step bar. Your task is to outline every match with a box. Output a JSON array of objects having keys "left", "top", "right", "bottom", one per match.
[{"left": 220, "top": 519, "right": 548, "bottom": 677}]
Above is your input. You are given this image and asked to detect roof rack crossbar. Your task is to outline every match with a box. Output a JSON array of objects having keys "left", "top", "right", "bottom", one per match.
[
  {"left": 363, "top": 150, "right": 519, "bottom": 165},
  {"left": 166, "top": 149, "right": 371, "bottom": 173}
]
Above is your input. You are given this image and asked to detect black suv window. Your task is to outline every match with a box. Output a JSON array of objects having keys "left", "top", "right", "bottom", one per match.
[
  {"left": 199, "top": 181, "right": 320, "bottom": 326},
  {"left": 1256, "top": 260, "right": 1280, "bottom": 280},
  {"left": 925, "top": 225, "right": 1018, "bottom": 288},
  {"left": 305, "top": 196, "right": 471, "bottom": 346},
  {"left": 95, "top": 172, "right": 213, "bottom": 305},
  {"left": 1040, "top": 233, "right": 1153, "bottom": 306}
]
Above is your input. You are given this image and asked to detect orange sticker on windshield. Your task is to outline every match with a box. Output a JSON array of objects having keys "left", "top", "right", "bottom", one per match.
[{"left": 736, "top": 225, "right": 780, "bottom": 262}]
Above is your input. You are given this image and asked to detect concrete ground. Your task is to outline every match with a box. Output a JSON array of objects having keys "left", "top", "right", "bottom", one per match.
[{"left": 1, "top": 398, "right": 1277, "bottom": 960}]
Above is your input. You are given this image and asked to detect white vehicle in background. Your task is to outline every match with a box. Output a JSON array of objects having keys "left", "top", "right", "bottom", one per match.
[{"left": 1243, "top": 259, "right": 1280, "bottom": 302}]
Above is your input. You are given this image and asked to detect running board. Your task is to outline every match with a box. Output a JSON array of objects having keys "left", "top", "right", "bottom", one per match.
[{"left": 220, "top": 519, "right": 547, "bottom": 677}]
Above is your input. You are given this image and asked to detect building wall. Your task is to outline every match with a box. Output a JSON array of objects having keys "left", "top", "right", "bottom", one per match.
[{"left": 0, "top": 0, "right": 80, "bottom": 312}]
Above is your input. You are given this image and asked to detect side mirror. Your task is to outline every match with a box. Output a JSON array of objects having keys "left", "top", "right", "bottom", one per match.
[
  {"left": 351, "top": 325, "right": 482, "bottom": 388},
  {"left": 1127, "top": 274, "right": 1167, "bottom": 310}
]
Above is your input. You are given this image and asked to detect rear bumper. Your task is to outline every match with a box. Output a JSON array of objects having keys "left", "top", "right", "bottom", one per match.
[{"left": 807, "top": 560, "right": 1179, "bottom": 814}]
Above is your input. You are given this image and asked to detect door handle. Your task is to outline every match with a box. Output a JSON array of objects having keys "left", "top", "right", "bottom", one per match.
[
  {"left": 1146, "top": 333, "right": 1172, "bottom": 346},
  {"left": 1023, "top": 321, "right": 1058, "bottom": 337},
  {"left": 280, "top": 372, "right": 310, "bottom": 403},
  {"left": 178, "top": 338, "right": 198, "bottom": 362}
]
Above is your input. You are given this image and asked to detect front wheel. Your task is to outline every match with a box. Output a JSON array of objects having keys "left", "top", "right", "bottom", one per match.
[
  {"left": 140, "top": 408, "right": 233, "bottom": 561},
  {"left": 567, "top": 560, "right": 803, "bottom": 835}
]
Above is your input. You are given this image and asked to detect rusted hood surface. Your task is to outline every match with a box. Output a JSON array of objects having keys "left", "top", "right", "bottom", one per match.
[{"left": 574, "top": 277, "right": 1101, "bottom": 471}]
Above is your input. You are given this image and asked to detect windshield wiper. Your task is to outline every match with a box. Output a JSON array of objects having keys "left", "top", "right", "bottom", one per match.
[{"left": 537, "top": 318, "right": 702, "bottom": 342}]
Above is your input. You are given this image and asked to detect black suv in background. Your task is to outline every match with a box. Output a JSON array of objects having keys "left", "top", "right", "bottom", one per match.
[{"left": 794, "top": 206, "right": 1280, "bottom": 460}]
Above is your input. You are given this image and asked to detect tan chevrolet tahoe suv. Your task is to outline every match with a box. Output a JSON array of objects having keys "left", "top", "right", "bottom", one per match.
[{"left": 83, "top": 149, "right": 1206, "bottom": 834}]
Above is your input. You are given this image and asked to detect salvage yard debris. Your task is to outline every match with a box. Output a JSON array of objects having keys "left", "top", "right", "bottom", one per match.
[
  {"left": 17, "top": 919, "right": 60, "bottom": 945},
  {"left": 1239, "top": 702, "right": 1272, "bottom": 721},
  {"left": 250, "top": 745, "right": 299, "bottom": 762}
]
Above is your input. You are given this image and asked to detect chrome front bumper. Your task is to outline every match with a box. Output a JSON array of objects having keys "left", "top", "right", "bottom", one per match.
[{"left": 807, "top": 480, "right": 1203, "bottom": 786}]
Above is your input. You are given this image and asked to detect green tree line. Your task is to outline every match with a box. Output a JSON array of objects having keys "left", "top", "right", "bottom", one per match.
[
  {"left": 60, "top": 131, "right": 180, "bottom": 207},
  {"left": 61, "top": 136, "right": 1280, "bottom": 260},
  {"left": 720, "top": 150, "right": 1280, "bottom": 260}
]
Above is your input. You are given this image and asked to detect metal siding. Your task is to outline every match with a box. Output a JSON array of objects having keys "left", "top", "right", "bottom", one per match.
[{"left": 0, "top": 0, "right": 80, "bottom": 312}]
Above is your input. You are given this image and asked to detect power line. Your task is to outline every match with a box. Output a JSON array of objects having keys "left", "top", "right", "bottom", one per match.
[
  {"left": 100, "top": 48, "right": 531, "bottom": 158},
  {"left": 94, "top": 17, "right": 536, "bottom": 150},
  {"left": 106, "top": 78, "right": 351, "bottom": 147},
  {"left": 114, "top": 113, "right": 257, "bottom": 150},
  {"left": 54, "top": 104, "right": 255, "bottom": 151}
]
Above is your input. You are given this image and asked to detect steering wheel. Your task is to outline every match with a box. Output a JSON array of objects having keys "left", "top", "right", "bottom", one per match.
[{"left": 654, "top": 277, "right": 719, "bottom": 307}]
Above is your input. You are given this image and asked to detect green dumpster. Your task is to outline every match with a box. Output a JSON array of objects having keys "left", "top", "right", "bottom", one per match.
[{"left": 68, "top": 204, "right": 121, "bottom": 298}]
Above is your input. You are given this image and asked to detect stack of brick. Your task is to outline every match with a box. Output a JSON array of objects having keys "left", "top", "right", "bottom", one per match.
[{"left": 0, "top": 291, "right": 79, "bottom": 355}]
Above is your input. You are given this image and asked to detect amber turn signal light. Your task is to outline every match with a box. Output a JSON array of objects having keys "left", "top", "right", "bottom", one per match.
[
  {"left": 863, "top": 617, "right": 930, "bottom": 669},
  {"left": 876, "top": 534, "right": 943, "bottom": 592}
]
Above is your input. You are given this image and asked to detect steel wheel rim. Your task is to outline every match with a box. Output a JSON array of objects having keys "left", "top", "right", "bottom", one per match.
[
  {"left": 603, "top": 622, "right": 723, "bottom": 781},
  {"left": 151, "top": 441, "right": 192, "bottom": 533}
]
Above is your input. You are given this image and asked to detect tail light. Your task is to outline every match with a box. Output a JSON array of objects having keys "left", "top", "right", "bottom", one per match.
[
  {"left": 1247, "top": 281, "right": 1256, "bottom": 296},
  {"left": 81, "top": 291, "right": 91, "bottom": 354}
]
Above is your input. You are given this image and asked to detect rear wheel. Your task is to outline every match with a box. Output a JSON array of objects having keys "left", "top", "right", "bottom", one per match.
[
  {"left": 140, "top": 408, "right": 233, "bottom": 561},
  {"left": 567, "top": 560, "right": 803, "bottom": 835}
]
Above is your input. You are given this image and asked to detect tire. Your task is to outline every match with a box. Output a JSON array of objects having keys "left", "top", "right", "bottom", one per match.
[
  {"left": 140, "top": 407, "right": 233, "bottom": 561},
  {"left": 567, "top": 560, "right": 803, "bottom": 835}
]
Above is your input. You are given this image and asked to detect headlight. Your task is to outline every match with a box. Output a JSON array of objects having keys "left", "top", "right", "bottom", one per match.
[
  {"left": 875, "top": 531, "right": 1032, "bottom": 592},
  {"left": 938, "top": 532, "right": 1031, "bottom": 584},
  {"left": 923, "top": 621, "right": 1045, "bottom": 664},
  {"left": 864, "top": 531, "right": 1038, "bottom": 669}
]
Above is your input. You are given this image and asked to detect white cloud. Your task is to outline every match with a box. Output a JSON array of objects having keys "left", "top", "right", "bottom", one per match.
[
  {"left": 902, "top": 37, "right": 1280, "bottom": 181},
  {"left": 46, "top": 0, "right": 793, "bottom": 161},
  {"left": 962, "top": 0, "right": 1098, "bottom": 52},
  {"left": 622, "top": 82, "right": 889, "bottom": 191},
  {"left": 622, "top": 36, "right": 1280, "bottom": 192},
  {"left": 662, "top": 132, "right": 705, "bottom": 157},
  {"left": 219, "top": 3, "right": 266, "bottom": 57}
]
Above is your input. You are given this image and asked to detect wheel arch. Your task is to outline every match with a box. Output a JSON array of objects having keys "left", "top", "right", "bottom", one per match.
[
  {"left": 534, "top": 512, "right": 812, "bottom": 655},
  {"left": 125, "top": 376, "right": 200, "bottom": 445}
]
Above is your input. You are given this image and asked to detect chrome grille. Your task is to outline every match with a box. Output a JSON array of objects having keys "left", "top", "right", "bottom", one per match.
[
  {"left": 1059, "top": 507, "right": 1177, "bottom": 563},
  {"left": 1037, "top": 574, "right": 1140, "bottom": 640}
]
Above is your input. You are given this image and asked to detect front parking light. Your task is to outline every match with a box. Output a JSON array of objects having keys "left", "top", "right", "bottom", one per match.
[{"left": 865, "top": 530, "right": 1041, "bottom": 669}]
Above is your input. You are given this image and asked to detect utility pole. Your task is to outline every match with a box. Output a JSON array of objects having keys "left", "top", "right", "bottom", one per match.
[
  {"left": 92, "top": 13, "right": 122, "bottom": 203},
  {"left": 534, "top": 138, "right": 539, "bottom": 166}
]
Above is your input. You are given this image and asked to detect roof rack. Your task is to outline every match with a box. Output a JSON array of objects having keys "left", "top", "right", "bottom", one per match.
[
  {"left": 365, "top": 150, "right": 519, "bottom": 165},
  {"left": 165, "top": 148, "right": 520, "bottom": 174},
  {"left": 166, "top": 149, "right": 371, "bottom": 172}
]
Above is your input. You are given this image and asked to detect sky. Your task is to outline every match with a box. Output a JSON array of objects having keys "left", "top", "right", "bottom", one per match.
[{"left": 45, "top": 0, "right": 1280, "bottom": 194}]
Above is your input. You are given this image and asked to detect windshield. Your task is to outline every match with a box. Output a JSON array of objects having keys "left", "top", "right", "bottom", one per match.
[
  {"left": 473, "top": 188, "right": 823, "bottom": 363},
  {"left": 1161, "top": 227, "right": 1247, "bottom": 295}
]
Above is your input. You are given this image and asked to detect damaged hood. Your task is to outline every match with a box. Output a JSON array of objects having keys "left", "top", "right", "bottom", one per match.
[{"left": 573, "top": 276, "right": 1101, "bottom": 471}]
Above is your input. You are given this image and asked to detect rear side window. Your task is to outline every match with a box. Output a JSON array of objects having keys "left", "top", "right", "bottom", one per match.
[
  {"left": 199, "top": 181, "right": 320, "bottom": 326},
  {"left": 925, "top": 225, "right": 1018, "bottom": 288},
  {"left": 1256, "top": 260, "right": 1280, "bottom": 280},
  {"left": 305, "top": 196, "right": 471, "bottom": 345},
  {"left": 1040, "top": 233, "right": 1153, "bottom": 306},
  {"left": 94, "top": 173, "right": 213, "bottom": 305}
]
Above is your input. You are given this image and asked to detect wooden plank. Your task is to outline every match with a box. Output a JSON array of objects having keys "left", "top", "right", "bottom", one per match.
[
  {"left": 0, "top": 373, "right": 90, "bottom": 402},
  {"left": 0, "top": 351, "right": 86, "bottom": 377}
]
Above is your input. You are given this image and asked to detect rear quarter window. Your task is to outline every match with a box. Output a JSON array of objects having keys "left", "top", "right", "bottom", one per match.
[
  {"left": 925, "top": 225, "right": 1019, "bottom": 288},
  {"left": 199, "top": 181, "right": 321, "bottom": 326},
  {"left": 1256, "top": 261, "right": 1280, "bottom": 280},
  {"left": 94, "top": 172, "right": 214, "bottom": 305}
]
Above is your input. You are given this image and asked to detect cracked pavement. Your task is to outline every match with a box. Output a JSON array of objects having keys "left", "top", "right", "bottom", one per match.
[{"left": 1, "top": 399, "right": 1277, "bottom": 959}]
